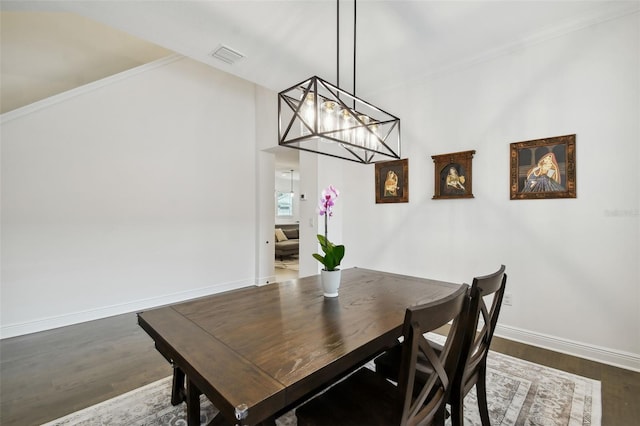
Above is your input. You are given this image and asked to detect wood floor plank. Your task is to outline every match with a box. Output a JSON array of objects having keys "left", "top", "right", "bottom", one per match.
[{"left": 0, "top": 313, "right": 170, "bottom": 425}]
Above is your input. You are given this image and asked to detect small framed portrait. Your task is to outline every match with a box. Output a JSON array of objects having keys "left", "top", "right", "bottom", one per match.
[
  {"left": 375, "top": 158, "right": 409, "bottom": 203},
  {"left": 431, "top": 150, "right": 475, "bottom": 199},
  {"left": 510, "top": 134, "right": 576, "bottom": 200}
]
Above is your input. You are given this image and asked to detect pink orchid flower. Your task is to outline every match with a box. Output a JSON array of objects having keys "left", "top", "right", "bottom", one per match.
[
  {"left": 318, "top": 185, "right": 339, "bottom": 217},
  {"left": 314, "top": 185, "right": 345, "bottom": 272}
]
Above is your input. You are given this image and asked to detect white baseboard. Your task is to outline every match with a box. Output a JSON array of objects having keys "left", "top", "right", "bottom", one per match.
[
  {"left": 495, "top": 324, "right": 640, "bottom": 372},
  {"left": 0, "top": 278, "right": 252, "bottom": 339}
]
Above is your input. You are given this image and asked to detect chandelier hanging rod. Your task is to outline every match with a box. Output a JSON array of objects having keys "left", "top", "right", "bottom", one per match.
[
  {"left": 337, "top": 0, "right": 339, "bottom": 90},
  {"left": 352, "top": 0, "right": 356, "bottom": 106},
  {"left": 336, "top": 0, "right": 358, "bottom": 107}
]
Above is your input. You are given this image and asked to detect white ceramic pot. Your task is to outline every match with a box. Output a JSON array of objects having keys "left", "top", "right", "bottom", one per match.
[{"left": 320, "top": 269, "right": 341, "bottom": 297}]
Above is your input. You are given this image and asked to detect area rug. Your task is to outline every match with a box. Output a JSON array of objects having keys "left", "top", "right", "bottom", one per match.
[{"left": 43, "top": 346, "right": 601, "bottom": 426}]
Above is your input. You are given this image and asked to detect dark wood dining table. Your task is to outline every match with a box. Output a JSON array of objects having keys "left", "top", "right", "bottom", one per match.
[{"left": 137, "top": 267, "right": 460, "bottom": 426}]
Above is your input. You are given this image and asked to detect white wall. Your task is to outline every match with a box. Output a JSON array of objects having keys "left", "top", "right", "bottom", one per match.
[
  {"left": 340, "top": 12, "right": 639, "bottom": 370},
  {"left": 1, "top": 56, "right": 260, "bottom": 337}
]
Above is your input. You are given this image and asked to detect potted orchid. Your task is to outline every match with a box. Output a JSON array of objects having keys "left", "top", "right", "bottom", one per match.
[{"left": 313, "top": 186, "right": 345, "bottom": 297}]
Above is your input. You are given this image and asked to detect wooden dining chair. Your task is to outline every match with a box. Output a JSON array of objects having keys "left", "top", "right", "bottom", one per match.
[
  {"left": 374, "top": 265, "right": 507, "bottom": 426},
  {"left": 295, "top": 284, "right": 474, "bottom": 426}
]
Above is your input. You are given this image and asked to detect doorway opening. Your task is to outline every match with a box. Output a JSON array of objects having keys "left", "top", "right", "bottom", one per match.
[{"left": 274, "top": 149, "right": 300, "bottom": 281}]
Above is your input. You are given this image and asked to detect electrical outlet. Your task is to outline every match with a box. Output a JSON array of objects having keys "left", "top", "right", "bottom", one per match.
[{"left": 503, "top": 293, "right": 513, "bottom": 306}]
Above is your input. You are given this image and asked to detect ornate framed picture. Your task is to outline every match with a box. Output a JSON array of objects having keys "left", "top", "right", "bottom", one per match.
[
  {"left": 510, "top": 134, "right": 576, "bottom": 200},
  {"left": 375, "top": 158, "right": 408, "bottom": 203},
  {"left": 431, "top": 150, "right": 475, "bottom": 199}
]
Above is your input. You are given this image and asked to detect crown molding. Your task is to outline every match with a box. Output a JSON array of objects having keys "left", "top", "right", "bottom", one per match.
[
  {"left": 380, "top": 4, "right": 640, "bottom": 95},
  {"left": 1, "top": 54, "right": 184, "bottom": 124}
]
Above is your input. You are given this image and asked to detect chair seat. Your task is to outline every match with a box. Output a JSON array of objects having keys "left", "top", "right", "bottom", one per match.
[{"left": 296, "top": 367, "right": 399, "bottom": 426}]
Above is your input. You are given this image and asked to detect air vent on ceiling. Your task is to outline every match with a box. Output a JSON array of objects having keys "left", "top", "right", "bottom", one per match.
[{"left": 211, "top": 45, "right": 245, "bottom": 65}]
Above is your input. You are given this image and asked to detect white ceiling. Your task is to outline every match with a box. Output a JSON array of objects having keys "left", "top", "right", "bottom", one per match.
[
  {"left": 2, "top": 0, "right": 638, "bottom": 168},
  {"left": 0, "top": 10, "right": 174, "bottom": 113},
  {"left": 4, "top": 1, "right": 638, "bottom": 98}
]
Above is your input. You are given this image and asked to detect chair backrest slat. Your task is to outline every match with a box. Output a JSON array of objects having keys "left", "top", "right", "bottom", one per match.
[
  {"left": 395, "top": 284, "right": 475, "bottom": 426},
  {"left": 458, "top": 265, "right": 507, "bottom": 391}
]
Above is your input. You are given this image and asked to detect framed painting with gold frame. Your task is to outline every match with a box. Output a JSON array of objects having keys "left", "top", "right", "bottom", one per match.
[
  {"left": 510, "top": 134, "right": 576, "bottom": 200},
  {"left": 375, "top": 159, "right": 408, "bottom": 203},
  {"left": 432, "top": 150, "right": 475, "bottom": 199}
]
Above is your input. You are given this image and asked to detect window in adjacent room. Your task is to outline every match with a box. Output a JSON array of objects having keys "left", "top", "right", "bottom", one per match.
[{"left": 276, "top": 191, "right": 293, "bottom": 217}]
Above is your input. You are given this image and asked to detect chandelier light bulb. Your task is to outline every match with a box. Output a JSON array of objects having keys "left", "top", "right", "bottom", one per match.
[
  {"left": 301, "top": 93, "right": 316, "bottom": 135},
  {"left": 368, "top": 122, "right": 379, "bottom": 149},
  {"left": 355, "top": 114, "right": 370, "bottom": 147},
  {"left": 339, "top": 108, "right": 352, "bottom": 144},
  {"left": 321, "top": 100, "right": 337, "bottom": 133}
]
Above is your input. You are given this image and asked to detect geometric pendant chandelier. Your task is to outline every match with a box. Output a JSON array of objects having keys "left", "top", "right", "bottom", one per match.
[
  {"left": 277, "top": 1, "right": 401, "bottom": 164},
  {"left": 278, "top": 76, "right": 401, "bottom": 164}
]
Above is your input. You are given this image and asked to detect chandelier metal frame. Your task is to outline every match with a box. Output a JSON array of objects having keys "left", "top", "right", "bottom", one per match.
[{"left": 277, "top": 1, "right": 401, "bottom": 164}]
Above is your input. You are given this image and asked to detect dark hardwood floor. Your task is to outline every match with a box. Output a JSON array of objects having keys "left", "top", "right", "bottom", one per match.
[
  {"left": 0, "top": 313, "right": 170, "bottom": 425},
  {"left": 1, "top": 312, "right": 638, "bottom": 425}
]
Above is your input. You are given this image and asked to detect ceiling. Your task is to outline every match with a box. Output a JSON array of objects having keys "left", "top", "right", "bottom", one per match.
[
  {"left": 2, "top": 0, "right": 638, "bottom": 169},
  {"left": 0, "top": 10, "right": 173, "bottom": 113}
]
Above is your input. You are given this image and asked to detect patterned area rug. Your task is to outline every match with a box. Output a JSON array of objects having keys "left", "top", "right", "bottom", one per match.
[{"left": 44, "top": 343, "right": 601, "bottom": 426}]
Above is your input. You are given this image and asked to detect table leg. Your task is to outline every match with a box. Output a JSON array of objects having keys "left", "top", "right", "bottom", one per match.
[
  {"left": 171, "top": 365, "right": 186, "bottom": 405},
  {"left": 186, "top": 378, "right": 202, "bottom": 426}
]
